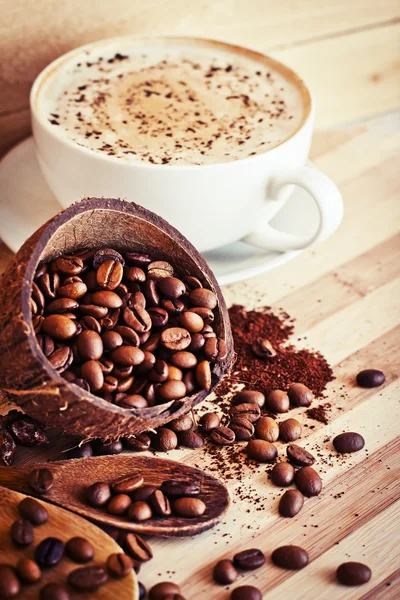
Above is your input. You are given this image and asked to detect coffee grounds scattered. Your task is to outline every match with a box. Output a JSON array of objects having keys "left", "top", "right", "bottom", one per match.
[{"left": 306, "top": 404, "right": 332, "bottom": 425}]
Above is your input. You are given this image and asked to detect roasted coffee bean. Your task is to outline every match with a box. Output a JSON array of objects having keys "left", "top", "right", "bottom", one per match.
[
  {"left": 247, "top": 439, "right": 277, "bottom": 463},
  {"left": 178, "top": 311, "right": 204, "bottom": 333},
  {"left": 35, "top": 537, "right": 65, "bottom": 568},
  {"left": 287, "top": 444, "right": 316, "bottom": 466},
  {"left": 158, "top": 380, "right": 187, "bottom": 401},
  {"left": 117, "top": 377, "right": 135, "bottom": 394},
  {"left": 80, "top": 315, "right": 102, "bottom": 333},
  {"left": 67, "top": 565, "right": 108, "bottom": 591},
  {"left": 123, "top": 294, "right": 152, "bottom": 333},
  {"left": 288, "top": 383, "right": 314, "bottom": 407},
  {"left": 55, "top": 255, "right": 84, "bottom": 275},
  {"left": 266, "top": 389, "right": 290, "bottom": 413},
  {"left": 182, "top": 370, "right": 197, "bottom": 394},
  {"left": 142, "top": 279, "right": 160, "bottom": 307},
  {"left": 40, "top": 583, "right": 71, "bottom": 600},
  {"left": 213, "top": 559, "right": 238, "bottom": 584},
  {"left": 233, "top": 548, "right": 265, "bottom": 570},
  {"left": 0, "top": 427, "right": 16, "bottom": 466},
  {"left": 336, "top": 562, "right": 372, "bottom": 586},
  {"left": 0, "top": 565, "right": 21, "bottom": 599},
  {"left": 112, "top": 474, "right": 144, "bottom": 493},
  {"left": 80, "top": 303, "right": 108, "bottom": 318},
  {"left": 160, "top": 480, "right": 200, "bottom": 499},
  {"left": 230, "top": 417, "right": 254, "bottom": 441},
  {"left": 272, "top": 545, "right": 309, "bottom": 570},
  {"left": 231, "top": 586, "right": 262, "bottom": 600},
  {"left": 122, "top": 532, "right": 153, "bottom": 562},
  {"left": 18, "top": 497, "right": 49, "bottom": 525},
  {"left": 101, "top": 331, "right": 123, "bottom": 352},
  {"left": 48, "top": 346, "right": 73, "bottom": 372},
  {"left": 10, "top": 519, "right": 34, "bottom": 546},
  {"left": 148, "top": 307, "right": 169, "bottom": 328},
  {"left": 39, "top": 272, "right": 60, "bottom": 300},
  {"left": 232, "top": 389, "right": 265, "bottom": 408},
  {"left": 210, "top": 426, "right": 235, "bottom": 445},
  {"left": 158, "top": 277, "right": 186, "bottom": 299},
  {"left": 107, "top": 553, "right": 133, "bottom": 578},
  {"left": 138, "top": 582, "right": 147, "bottom": 599},
  {"left": 113, "top": 325, "right": 140, "bottom": 346},
  {"left": 125, "top": 266, "right": 146, "bottom": 283},
  {"left": 74, "top": 378, "right": 91, "bottom": 392},
  {"left": 76, "top": 330, "right": 103, "bottom": 360},
  {"left": 65, "top": 537, "right": 94, "bottom": 563},
  {"left": 125, "top": 251, "right": 151, "bottom": 267},
  {"left": 187, "top": 332, "right": 205, "bottom": 353},
  {"left": 333, "top": 432, "right": 365, "bottom": 453},
  {"left": 58, "top": 280, "right": 87, "bottom": 300},
  {"left": 178, "top": 430, "right": 204, "bottom": 448},
  {"left": 147, "top": 260, "right": 174, "bottom": 280},
  {"left": 160, "top": 327, "right": 191, "bottom": 351},
  {"left": 203, "top": 337, "right": 227, "bottom": 362},
  {"left": 279, "top": 489, "right": 304, "bottom": 518},
  {"left": 131, "top": 485, "right": 158, "bottom": 502},
  {"left": 94, "top": 439, "right": 124, "bottom": 455},
  {"left": 67, "top": 442, "right": 94, "bottom": 459},
  {"left": 255, "top": 416, "right": 279, "bottom": 442},
  {"left": 279, "top": 418, "right": 302, "bottom": 442},
  {"left": 97, "top": 260, "right": 124, "bottom": 290},
  {"left": 230, "top": 403, "right": 261, "bottom": 423},
  {"left": 150, "top": 490, "right": 172, "bottom": 517},
  {"left": 168, "top": 413, "right": 194, "bottom": 432},
  {"left": 195, "top": 360, "right": 212, "bottom": 390},
  {"left": 170, "top": 351, "right": 197, "bottom": 370},
  {"left": 80, "top": 360, "right": 104, "bottom": 391},
  {"left": 173, "top": 497, "right": 206, "bottom": 518},
  {"left": 153, "top": 428, "right": 178, "bottom": 452},
  {"left": 198, "top": 412, "right": 220, "bottom": 433},
  {"left": 270, "top": 462, "right": 295, "bottom": 487},
  {"left": 110, "top": 346, "right": 145, "bottom": 366},
  {"left": 86, "top": 482, "right": 112, "bottom": 507},
  {"left": 46, "top": 298, "right": 79, "bottom": 315},
  {"left": 161, "top": 298, "right": 185, "bottom": 315},
  {"left": 149, "top": 581, "right": 180, "bottom": 600},
  {"left": 128, "top": 501, "right": 153, "bottom": 522},
  {"left": 148, "top": 359, "right": 169, "bottom": 383},
  {"left": 294, "top": 466, "right": 322, "bottom": 496},
  {"left": 252, "top": 337, "right": 277, "bottom": 359},
  {"left": 107, "top": 494, "right": 132, "bottom": 515},
  {"left": 37, "top": 334, "right": 55, "bottom": 356},
  {"left": 93, "top": 248, "right": 124, "bottom": 268},
  {"left": 16, "top": 558, "right": 41, "bottom": 584},
  {"left": 356, "top": 369, "right": 385, "bottom": 388},
  {"left": 124, "top": 433, "right": 151, "bottom": 451},
  {"left": 32, "top": 281, "right": 45, "bottom": 312},
  {"left": 28, "top": 467, "right": 54, "bottom": 495},
  {"left": 189, "top": 288, "right": 217, "bottom": 309},
  {"left": 42, "top": 314, "right": 77, "bottom": 340},
  {"left": 101, "top": 375, "right": 119, "bottom": 393},
  {"left": 91, "top": 290, "right": 123, "bottom": 308},
  {"left": 98, "top": 358, "right": 115, "bottom": 374}
]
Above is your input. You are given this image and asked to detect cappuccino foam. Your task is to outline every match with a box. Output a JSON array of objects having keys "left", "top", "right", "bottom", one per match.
[{"left": 42, "top": 39, "right": 307, "bottom": 165}]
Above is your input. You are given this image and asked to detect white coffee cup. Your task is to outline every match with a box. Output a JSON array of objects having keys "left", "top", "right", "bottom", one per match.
[{"left": 30, "top": 36, "right": 343, "bottom": 253}]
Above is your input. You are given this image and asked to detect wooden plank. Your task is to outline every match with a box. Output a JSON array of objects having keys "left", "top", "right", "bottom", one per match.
[
  {"left": 360, "top": 569, "right": 400, "bottom": 600},
  {"left": 266, "top": 502, "right": 400, "bottom": 599}
]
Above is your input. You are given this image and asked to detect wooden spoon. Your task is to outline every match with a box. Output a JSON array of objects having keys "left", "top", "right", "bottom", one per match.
[
  {"left": 0, "top": 486, "right": 138, "bottom": 600},
  {"left": 0, "top": 455, "right": 230, "bottom": 537}
]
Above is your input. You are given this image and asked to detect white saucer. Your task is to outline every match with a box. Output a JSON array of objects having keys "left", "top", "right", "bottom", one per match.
[{"left": 0, "top": 138, "right": 319, "bottom": 285}]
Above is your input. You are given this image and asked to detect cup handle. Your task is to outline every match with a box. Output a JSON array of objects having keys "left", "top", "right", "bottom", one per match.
[{"left": 242, "top": 166, "right": 343, "bottom": 252}]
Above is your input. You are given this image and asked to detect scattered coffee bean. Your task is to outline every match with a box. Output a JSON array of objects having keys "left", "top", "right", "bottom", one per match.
[
  {"left": 153, "top": 428, "right": 178, "bottom": 452},
  {"left": 86, "top": 482, "right": 112, "bottom": 507},
  {"left": 67, "top": 565, "right": 108, "bottom": 591},
  {"left": 232, "top": 389, "right": 265, "bottom": 408},
  {"left": 107, "top": 553, "right": 133, "bottom": 578},
  {"left": 178, "top": 430, "right": 204, "bottom": 448},
  {"left": 230, "top": 403, "right": 261, "bottom": 423},
  {"left": 210, "top": 426, "right": 236, "bottom": 445},
  {"left": 231, "top": 585, "right": 262, "bottom": 600},
  {"left": 18, "top": 497, "right": 49, "bottom": 525},
  {"left": 128, "top": 501, "right": 153, "bottom": 522},
  {"left": 255, "top": 416, "right": 279, "bottom": 442},
  {"left": 247, "top": 439, "right": 277, "bottom": 463},
  {"left": 198, "top": 412, "right": 220, "bottom": 433},
  {"left": 213, "top": 559, "right": 238, "bottom": 584},
  {"left": 27, "top": 467, "right": 54, "bottom": 495},
  {"left": 252, "top": 337, "right": 277, "bottom": 358},
  {"left": 112, "top": 473, "right": 144, "bottom": 493},
  {"left": 124, "top": 433, "right": 151, "bottom": 451},
  {"left": 149, "top": 581, "right": 181, "bottom": 600},
  {"left": 0, "top": 564, "right": 20, "bottom": 599},
  {"left": 336, "top": 562, "right": 372, "bottom": 586},
  {"left": 295, "top": 466, "right": 323, "bottom": 496},
  {"left": 287, "top": 444, "right": 316, "bottom": 466},
  {"left": 233, "top": 548, "right": 265, "bottom": 570},
  {"left": 265, "top": 389, "right": 290, "bottom": 413},
  {"left": 16, "top": 558, "right": 41, "bottom": 584},
  {"left": 35, "top": 537, "right": 65, "bottom": 568},
  {"left": 122, "top": 533, "right": 153, "bottom": 562},
  {"left": 279, "top": 489, "right": 304, "bottom": 518},
  {"left": 150, "top": 490, "right": 172, "bottom": 517},
  {"left": 93, "top": 439, "right": 124, "bottom": 455},
  {"left": 65, "top": 537, "right": 94, "bottom": 563},
  {"left": 270, "top": 462, "right": 295, "bottom": 487},
  {"left": 356, "top": 369, "right": 385, "bottom": 388},
  {"left": 40, "top": 583, "right": 71, "bottom": 600},
  {"left": 288, "top": 382, "right": 314, "bottom": 407},
  {"left": 333, "top": 432, "right": 365, "bottom": 453},
  {"left": 279, "top": 418, "right": 302, "bottom": 442},
  {"left": 10, "top": 519, "right": 34, "bottom": 547},
  {"left": 107, "top": 494, "right": 132, "bottom": 515},
  {"left": 167, "top": 413, "right": 194, "bottom": 432},
  {"left": 271, "top": 545, "right": 309, "bottom": 570},
  {"left": 230, "top": 417, "right": 254, "bottom": 441},
  {"left": 173, "top": 497, "right": 206, "bottom": 518}
]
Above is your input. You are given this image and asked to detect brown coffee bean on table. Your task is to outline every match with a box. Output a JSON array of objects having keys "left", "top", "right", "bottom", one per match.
[
  {"left": 40, "top": 583, "right": 71, "bottom": 600},
  {"left": 167, "top": 413, "right": 194, "bottom": 432},
  {"left": 287, "top": 444, "right": 316, "bottom": 466},
  {"left": 16, "top": 558, "right": 42, "bottom": 584},
  {"left": 279, "top": 418, "right": 302, "bottom": 442},
  {"left": 107, "top": 494, "right": 132, "bottom": 515},
  {"left": 198, "top": 412, "right": 220, "bottom": 432},
  {"left": 158, "top": 380, "right": 187, "bottom": 401},
  {"left": 271, "top": 545, "right": 309, "bottom": 570},
  {"left": 18, "top": 497, "right": 49, "bottom": 525},
  {"left": 128, "top": 501, "right": 153, "bottom": 522},
  {"left": 107, "top": 553, "right": 133, "bottom": 578},
  {"left": 35, "top": 537, "right": 65, "bottom": 568},
  {"left": 149, "top": 581, "right": 181, "bottom": 600},
  {"left": 121, "top": 532, "right": 153, "bottom": 562},
  {"left": 288, "top": 382, "right": 314, "bottom": 407},
  {"left": 86, "top": 482, "right": 112, "bottom": 507},
  {"left": 232, "top": 389, "right": 265, "bottom": 408},
  {"left": 336, "top": 562, "right": 372, "bottom": 586},
  {"left": 295, "top": 466, "right": 323, "bottom": 496},
  {"left": 279, "top": 489, "right": 304, "bottom": 518},
  {"left": 67, "top": 565, "right": 108, "bottom": 591},
  {"left": 0, "top": 564, "right": 20, "bottom": 599},
  {"left": 233, "top": 548, "right": 265, "bottom": 570},
  {"left": 231, "top": 585, "right": 262, "bottom": 600},
  {"left": 255, "top": 416, "right": 279, "bottom": 442},
  {"left": 210, "top": 426, "right": 236, "bottom": 445},
  {"left": 173, "top": 497, "right": 206, "bottom": 518},
  {"left": 10, "top": 519, "right": 34, "bottom": 547},
  {"left": 27, "top": 467, "right": 54, "bottom": 495},
  {"left": 252, "top": 337, "right": 277, "bottom": 358},
  {"left": 265, "top": 389, "right": 290, "bottom": 413},
  {"left": 356, "top": 369, "right": 385, "bottom": 388},
  {"left": 270, "top": 462, "right": 296, "bottom": 487},
  {"left": 230, "top": 403, "right": 261, "bottom": 423},
  {"left": 65, "top": 537, "right": 94, "bottom": 563},
  {"left": 153, "top": 428, "right": 178, "bottom": 452},
  {"left": 213, "top": 559, "right": 238, "bottom": 584},
  {"left": 333, "top": 432, "right": 365, "bottom": 453},
  {"left": 247, "top": 439, "right": 278, "bottom": 463},
  {"left": 230, "top": 417, "right": 254, "bottom": 441},
  {"left": 178, "top": 430, "right": 204, "bottom": 448}
]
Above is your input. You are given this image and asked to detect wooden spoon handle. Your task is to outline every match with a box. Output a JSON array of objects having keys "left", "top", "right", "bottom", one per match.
[{"left": 0, "top": 462, "right": 64, "bottom": 494}]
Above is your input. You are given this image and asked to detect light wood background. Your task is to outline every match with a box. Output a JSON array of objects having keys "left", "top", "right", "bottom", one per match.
[{"left": 0, "top": 0, "right": 399, "bottom": 157}]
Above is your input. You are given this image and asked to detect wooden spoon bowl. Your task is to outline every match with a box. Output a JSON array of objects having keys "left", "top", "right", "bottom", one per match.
[
  {"left": 0, "top": 454, "right": 230, "bottom": 537},
  {"left": 0, "top": 198, "right": 233, "bottom": 439},
  {"left": 0, "top": 486, "right": 138, "bottom": 599}
]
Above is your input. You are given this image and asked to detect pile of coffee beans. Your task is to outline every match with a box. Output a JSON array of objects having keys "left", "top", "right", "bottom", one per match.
[
  {"left": 86, "top": 474, "right": 207, "bottom": 521},
  {"left": 0, "top": 411, "right": 48, "bottom": 466},
  {"left": 213, "top": 547, "right": 265, "bottom": 585},
  {"left": 0, "top": 495, "right": 134, "bottom": 598},
  {"left": 32, "top": 248, "right": 226, "bottom": 406}
]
